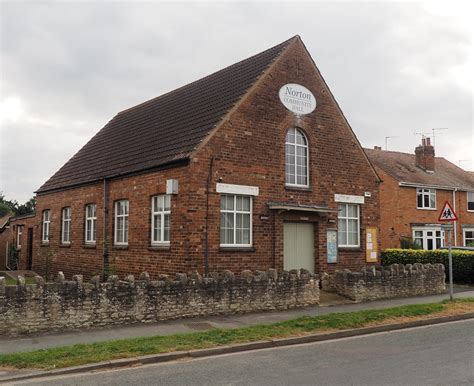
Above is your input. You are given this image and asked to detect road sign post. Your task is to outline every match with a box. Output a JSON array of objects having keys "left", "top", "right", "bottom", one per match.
[
  {"left": 442, "top": 224, "right": 454, "bottom": 301},
  {"left": 439, "top": 202, "right": 458, "bottom": 301}
]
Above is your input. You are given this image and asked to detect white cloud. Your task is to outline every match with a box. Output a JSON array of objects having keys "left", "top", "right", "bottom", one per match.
[{"left": 0, "top": 1, "right": 472, "bottom": 202}]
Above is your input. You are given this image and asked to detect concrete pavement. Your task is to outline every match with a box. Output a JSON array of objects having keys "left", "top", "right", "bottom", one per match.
[
  {"left": 1, "top": 287, "right": 473, "bottom": 355},
  {"left": 12, "top": 319, "right": 474, "bottom": 385}
]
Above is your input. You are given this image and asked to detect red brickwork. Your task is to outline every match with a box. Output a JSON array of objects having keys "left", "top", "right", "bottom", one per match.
[
  {"left": 376, "top": 167, "right": 474, "bottom": 249},
  {"left": 28, "top": 38, "right": 380, "bottom": 279}
]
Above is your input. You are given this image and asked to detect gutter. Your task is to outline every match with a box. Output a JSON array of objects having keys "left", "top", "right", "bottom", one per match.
[
  {"left": 398, "top": 182, "right": 458, "bottom": 191},
  {"left": 399, "top": 181, "right": 473, "bottom": 192},
  {"left": 35, "top": 158, "right": 190, "bottom": 196}
]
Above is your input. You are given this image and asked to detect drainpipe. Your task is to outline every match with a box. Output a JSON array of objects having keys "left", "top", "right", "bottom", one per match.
[
  {"left": 452, "top": 188, "right": 457, "bottom": 246},
  {"left": 272, "top": 211, "right": 276, "bottom": 269},
  {"left": 102, "top": 178, "right": 109, "bottom": 280},
  {"left": 204, "top": 156, "right": 215, "bottom": 276}
]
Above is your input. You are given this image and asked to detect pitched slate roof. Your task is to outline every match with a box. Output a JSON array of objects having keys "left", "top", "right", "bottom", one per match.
[
  {"left": 37, "top": 37, "right": 297, "bottom": 193},
  {"left": 365, "top": 148, "right": 474, "bottom": 191}
]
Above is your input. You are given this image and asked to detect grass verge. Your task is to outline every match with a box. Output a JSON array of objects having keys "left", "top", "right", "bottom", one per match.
[{"left": 1, "top": 298, "right": 473, "bottom": 370}]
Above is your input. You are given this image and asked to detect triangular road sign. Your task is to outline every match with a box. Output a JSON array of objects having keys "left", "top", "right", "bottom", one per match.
[{"left": 438, "top": 201, "right": 458, "bottom": 222}]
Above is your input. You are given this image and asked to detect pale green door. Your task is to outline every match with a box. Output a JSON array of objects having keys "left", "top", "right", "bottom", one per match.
[{"left": 283, "top": 222, "right": 315, "bottom": 274}]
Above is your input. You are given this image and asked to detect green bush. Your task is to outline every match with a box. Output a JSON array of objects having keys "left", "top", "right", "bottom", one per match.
[
  {"left": 381, "top": 249, "right": 474, "bottom": 284},
  {"left": 399, "top": 237, "right": 422, "bottom": 250}
]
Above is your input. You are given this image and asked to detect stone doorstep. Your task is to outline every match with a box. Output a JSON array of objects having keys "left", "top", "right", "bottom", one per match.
[{"left": 1, "top": 312, "right": 473, "bottom": 384}]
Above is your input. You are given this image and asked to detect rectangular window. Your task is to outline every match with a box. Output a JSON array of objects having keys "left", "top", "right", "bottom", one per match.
[
  {"left": 464, "top": 229, "right": 474, "bottom": 247},
  {"left": 114, "top": 200, "right": 129, "bottom": 245},
  {"left": 42, "top": 210, "right": 51, "bottom": 243},
  {"left": 412, "top": 228, "right": 444, "bottom": 250},
  {"left": 338, "top": 203, "right": 360, "bottom": 247},
  {"left": 151, "top": 195, "right": 171, "bottom": 245},
  {"left": 220, "top": 194, "right": 252, "bottom": 247},
  {"left": 85, "top": 204, "right": 97, "bottom": 244},
  {"left": 16, "top": 226, "right": 22, "bottom": 249},
  {"left": 61, "top": 207, "right": 71, "bottom": 244},
  {"left": 416, "top": 188, "right": 436, "bottom": 209},
  {"left": 468, "top": 192, "right": 474, "bottom": 212}
]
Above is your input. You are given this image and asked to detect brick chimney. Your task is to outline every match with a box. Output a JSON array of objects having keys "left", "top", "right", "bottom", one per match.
[
  {"left": 415, "top": 137, "right": 435, "bottom": 172},
  {"left": 373, "top": 146, "right": 382, "bottom": 150}
]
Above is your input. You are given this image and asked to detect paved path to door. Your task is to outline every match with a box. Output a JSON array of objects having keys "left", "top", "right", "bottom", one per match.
[{"left": 1, "top": 287, "right": 473, "bottom": 355}]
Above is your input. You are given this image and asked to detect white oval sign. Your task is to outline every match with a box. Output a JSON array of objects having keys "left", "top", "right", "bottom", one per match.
[{"left": 279, "top": 83, "right": 316, "bottom": 115}]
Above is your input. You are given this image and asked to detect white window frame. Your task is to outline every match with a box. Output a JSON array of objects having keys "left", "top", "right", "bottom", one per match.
[
  {"left": 285, "top": 128, "right": 309, "bottom": 188},
  {"left": 151, "top": 195, "right": 171, "bottom": 245},
  {"left": 220, "top": 194, "right": 253, "bottom": 247},
  {"left": 85, "top": 204, "right": 97, "bottom": 244},
  {"left": 416, "top": 188, "right": 436, "bottom": 210},
  {"left": 338, "top": 203, "right": 360, "bottom": 248},
  {"left": 463, "top": 228, "right": 474, "bottom": 247},
  {"left": 16, "top": 225, "right": 22, "bottom": 249},
  {"left": 114, "top": 200, "right": 129, "bottom": 246},
  {"left": 412, "top": 227, "right": 445, "bottom": 250},
  {"left": 467, "top": 192, "right": 474, "bottom": 212},
  {"left": 61, "top": 207, "right": 71, "bottom": 244},
  {"left": 42, "top": 210, "right": 51, "bottom": 243}
]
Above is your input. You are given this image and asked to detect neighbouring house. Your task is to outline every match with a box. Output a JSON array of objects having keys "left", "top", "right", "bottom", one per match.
[
  {"left": 0, "top": 214, "right": 36, "bottom": 271},
  {"left": 12, "top": 35, "right": 381, "bottom": 279},
  {"left": 366, "top": 138, "right": 474, "bottom": 250},
  {"left": 0, "top": 214, "right": 12, "bottom": 270}
]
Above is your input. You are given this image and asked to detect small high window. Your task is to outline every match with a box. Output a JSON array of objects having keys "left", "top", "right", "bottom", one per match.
[
  {"left": 61, "top": 207, "right": 71, "bottom": 244},
  {"left": 114, "top": 200, "right": 129, "bottom": 245},
  {"left": 338, "top": 203, "right": 360, "bottom": 247},
  {"left": 416, "top": 188, "right": 436, "bottom": 209},
  {"left": 42, "top": 210, "right": 51, "bottom": 243},
  {"left": 85, "top": 204, "right": 97, "bottom": 244},
  {"left": 151, "top": 195, "right": 171, "bottom": 245},
  {"left": 285, "top": 128, "right": 309, "bottom": 187}
]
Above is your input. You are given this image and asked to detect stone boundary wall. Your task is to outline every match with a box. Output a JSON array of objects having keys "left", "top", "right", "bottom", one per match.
[
  {"left": 324, "top": 263, "right": 445, "bottom": 302},
  {"left": 0, "top": 269, "right": 319, "bottom": 336}
]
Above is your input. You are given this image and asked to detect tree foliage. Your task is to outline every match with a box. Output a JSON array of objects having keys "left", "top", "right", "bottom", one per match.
[{"left": 0, "top": 192, "right": 36, "bottom": 217}]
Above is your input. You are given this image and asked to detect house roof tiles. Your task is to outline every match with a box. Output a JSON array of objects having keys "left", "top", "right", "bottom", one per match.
[
  {"left": 37, "top": 36, "right": 296, "bottom": 193},
  {"left": 365, "top": 148, "right": 474, "bottom": 191}
]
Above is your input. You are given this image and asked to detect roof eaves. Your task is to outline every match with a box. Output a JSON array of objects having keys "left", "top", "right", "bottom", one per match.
[{"left": 36, "top": 157, "right": 190, "bottom": 195}]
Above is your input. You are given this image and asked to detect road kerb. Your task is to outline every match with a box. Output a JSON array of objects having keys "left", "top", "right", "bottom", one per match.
[{"left": 1, "top": 312, "right": 474, "bottom": 383}]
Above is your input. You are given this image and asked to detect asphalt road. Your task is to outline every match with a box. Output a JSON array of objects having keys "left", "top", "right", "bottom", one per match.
[{"left": 12, "top": 319, "right": 474, "bottom": 386}]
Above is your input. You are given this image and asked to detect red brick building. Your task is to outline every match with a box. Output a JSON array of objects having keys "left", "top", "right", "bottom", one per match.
[
  {"left": 12, "top": 36, "right": 381, "bottom": 279},
  {"left": 0, "top": 215, "right": 12, "bottom": 270},
  {"left": 366, "top": 138, "right": 474, "bottom": 250}
]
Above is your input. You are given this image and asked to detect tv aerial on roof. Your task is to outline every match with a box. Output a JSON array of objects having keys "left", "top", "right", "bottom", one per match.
[
  {"left": 384, "top": 136, "right": 398, "bottom": 150},
  {"left": 414, "top": 128, "right": 448, "bottom": 147}
]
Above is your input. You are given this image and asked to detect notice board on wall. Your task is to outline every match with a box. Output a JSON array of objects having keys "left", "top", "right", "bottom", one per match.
[
  {"left": 366, "top": 227, "right": 378, "bottom": 262},
  {"left": 327, "top": 229, "right": 338, "bottom": 263}
]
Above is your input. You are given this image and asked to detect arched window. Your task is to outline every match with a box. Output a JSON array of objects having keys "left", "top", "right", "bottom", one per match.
[{"left": 285, "top": 128, "right": 309, "bottom": 186}]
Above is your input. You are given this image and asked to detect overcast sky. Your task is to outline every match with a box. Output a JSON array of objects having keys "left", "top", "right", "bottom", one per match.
[{"left": 1, "top": 0, "right": 472, "bottom": 203}]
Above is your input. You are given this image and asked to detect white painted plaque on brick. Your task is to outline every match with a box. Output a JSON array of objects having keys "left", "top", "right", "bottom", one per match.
[
  {"left": 279, "top": 83, "right": 316, "bottom": 115},
  {"left": 334, "top": 194, "right": 365, "bottom": 204},
  {"left": 216, "top": 183, "right": 259, "bottom": 196}
]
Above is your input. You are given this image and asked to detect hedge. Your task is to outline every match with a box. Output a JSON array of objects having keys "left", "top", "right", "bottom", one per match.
[{"left": 381, "top": 249, "right": 474, "bottom": 284}]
